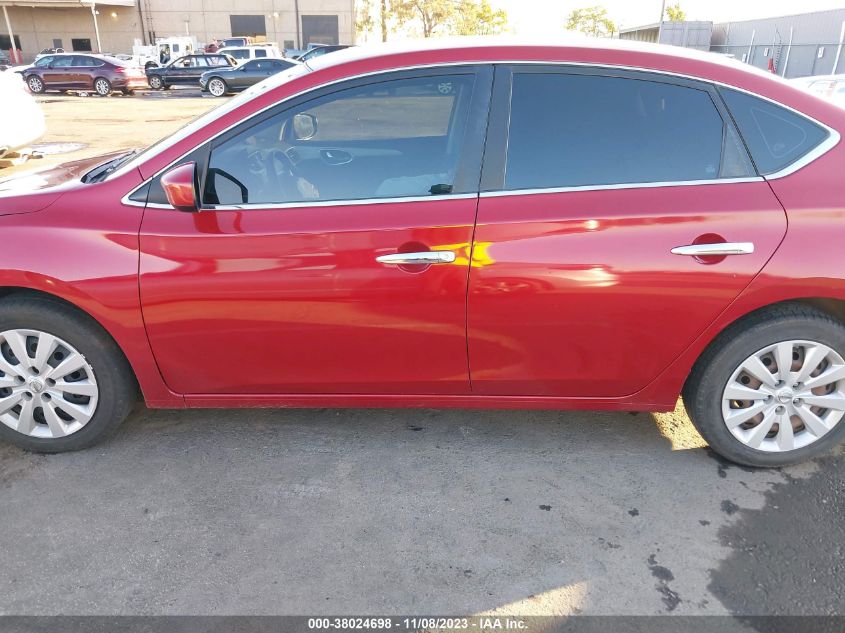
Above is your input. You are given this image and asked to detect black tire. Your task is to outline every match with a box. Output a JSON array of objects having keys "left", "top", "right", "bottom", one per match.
[
  {"left": 122, "top": 88, "right": 136, "bottom": 96},
  {"left": 148, "top": 75, "right": 163, "bottom": 90},
  {"left": 207, "top": 77, "right": 228, "bottom": 97},
  {"left": 93, "top": 77, "right": 112, "bottom": 96},
  {"left": 26, "top": 75, "right": 45, "bottom": 94},
  {"left": 684, "top": 303, "right": 845, "bottom": 467},
  {"left": 0, "top": 295, "right": 137, "bottom": 453}
]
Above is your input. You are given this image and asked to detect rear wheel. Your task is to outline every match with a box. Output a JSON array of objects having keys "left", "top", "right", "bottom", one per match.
[
  {"left": 148, "top": 75, "right": 163, "bottom": 90},
  {"left": 684, "top": 304, "right": 845, "bottom": 467},
  {"left": 93, "top": 77, "right": 112, "bottom": 96},
  {"left": 0, "top": 296, "right": 136, "bottom": 453},
  {"left": 208, "top": 77, "right": 228, "bottom": 97},
  {"left": 26, "top": 75, "right": 45, "bottom": 94}
]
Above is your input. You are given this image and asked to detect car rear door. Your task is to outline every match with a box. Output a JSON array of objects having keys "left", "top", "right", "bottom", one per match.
[
  {"left": 467, "top": 66, "right": 787, "bottom": 398},
  {"left": 138, "top": 66, "right": 492, "bottom": 396}
]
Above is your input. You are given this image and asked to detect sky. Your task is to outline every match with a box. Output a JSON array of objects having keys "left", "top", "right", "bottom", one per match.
[{"left": 491, "top": 0, "right": 845, "bottom": 34}]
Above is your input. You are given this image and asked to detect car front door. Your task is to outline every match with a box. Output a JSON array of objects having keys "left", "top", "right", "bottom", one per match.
[
  {"left": 138, "top": 67, "right": 492, "bottom": 396},
  {"left": 468, "top": 66, "right": 788, "bottom": 398},
  {"left": 232, "top": 60, "right": 261, "bottom": 88},
  {"left": 166, "top": 56, "right": 192, "bottom": 85},
  {"left": 41, "top": 55, "right": 74, "bottom": 88}
]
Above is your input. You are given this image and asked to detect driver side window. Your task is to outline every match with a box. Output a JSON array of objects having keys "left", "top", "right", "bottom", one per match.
[{"left": 202, "top": 73, "right": 475, "bottom": 206}]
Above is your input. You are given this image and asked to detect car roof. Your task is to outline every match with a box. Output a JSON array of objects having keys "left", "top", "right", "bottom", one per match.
[{"left": 304, "top": 36, "right": 774, "bottom": 77}]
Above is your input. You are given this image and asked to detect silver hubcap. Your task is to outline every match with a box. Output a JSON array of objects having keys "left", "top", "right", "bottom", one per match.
[
  {"left": 0, "top": 329, "right": 99, "bottom": 439},
  {"left": 150, "top": 77, "right": 160, "bottom": 88},
  {"left": 722, "top": 340, "right": 845, "bottom": 452},
  {"left": 28, "top": 77, "right": 41, "bottom": 91},
  {"left": 209, "top": 79, "right": 225, "bottom": 96},
  {"left": 95, "top": 80, "right": 109, "bottom": 95}
]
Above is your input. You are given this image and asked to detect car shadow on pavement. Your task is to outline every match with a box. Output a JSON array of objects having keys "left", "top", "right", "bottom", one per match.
[{"left": 0, "top": 405, "right": 839, "bottom": 616}]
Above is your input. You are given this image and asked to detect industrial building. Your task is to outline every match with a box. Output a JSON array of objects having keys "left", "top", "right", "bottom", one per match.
[
  {"left": 0, "top": 0, "right": 355, "bottom": 63},
  {"left": 619, "top": 8, "right": 845, "bottom": 78}
]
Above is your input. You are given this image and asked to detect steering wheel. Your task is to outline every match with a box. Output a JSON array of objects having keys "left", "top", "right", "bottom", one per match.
[{"left": 268, "top": 148, "right": 304, "bottom": 199}]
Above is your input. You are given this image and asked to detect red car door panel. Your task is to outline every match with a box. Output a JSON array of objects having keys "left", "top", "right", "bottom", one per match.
[
  {"left": 139, "top": 201, "right": 475, "bottom": 394},
  {"left": 138, "top": 68, "right": 491, "bottom": 395},
  {"left": 468, "top": 183, "right": 786, "bottom": 397}
]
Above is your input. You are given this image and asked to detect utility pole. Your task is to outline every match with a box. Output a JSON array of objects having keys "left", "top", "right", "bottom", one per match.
[
  {"left": 2, "top": 4, "right": 18, "bottom": 63},
  {"left": 294, "top": 0, "right": 301, "bottom": 48},
  {"left": 657, "top": 0, "right": 667, "bottom": 43},
  {"left": 90, "top": 1, "right": 102, "bottom": 53},
  {"left": 381, "top": 0, "right": 387, "bottom": 42}
]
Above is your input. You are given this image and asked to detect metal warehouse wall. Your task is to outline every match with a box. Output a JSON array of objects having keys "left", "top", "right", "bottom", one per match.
[{"left": 710, "top": 9, "right": 845, "bottom": 78}]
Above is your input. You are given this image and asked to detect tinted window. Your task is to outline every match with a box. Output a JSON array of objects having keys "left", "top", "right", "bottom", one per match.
[
  {"left": 35, "top": 56, "right": 54, "bottom": 67},
  {"left": 255, "top": 49, "right": 267, "bottom": 58},
  {"left": 51, "top": 56, "right": 74, "bottom": 68},
  {"left": 505, "top": 73, "right": 753, "bottom": 191},
  {"left": 720, "top": 88, "right": 829, "bottom": 175},
  {"left": 204, "top": 74, "right": 475, "bottom": 205},
  {"left": 74, "top": 56, "right": 102, "bottom": 67},
  {"left": 229, "top": 49, "right": 249, "bottom": 60}
]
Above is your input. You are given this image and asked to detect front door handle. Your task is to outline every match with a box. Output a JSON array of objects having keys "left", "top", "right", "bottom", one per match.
[
  {"left": 376, "top": 251, "right": 456, "bottom": 265},
  {"left": 671, "top": 242, "right": 755, "bottom": 256}
]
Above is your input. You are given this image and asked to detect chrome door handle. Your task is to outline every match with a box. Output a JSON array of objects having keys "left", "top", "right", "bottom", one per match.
[
  {"left": 376, "top": 251, "right": 456, "bottom": 265},
  {"left": 671, "top": 242, "right": 755, "bottom": 256}
]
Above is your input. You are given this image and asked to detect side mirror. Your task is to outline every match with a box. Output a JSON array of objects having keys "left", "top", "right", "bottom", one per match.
[
  {"left": 160, "top": 162, "right": 198, "bottom": 212},
  {"left": 292, "top": 113, "right": 317, "bottom": 140}
]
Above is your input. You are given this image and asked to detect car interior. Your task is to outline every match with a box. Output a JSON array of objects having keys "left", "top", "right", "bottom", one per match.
[{"left": 203, "top": 75, "right": 474, "bottom": 205}]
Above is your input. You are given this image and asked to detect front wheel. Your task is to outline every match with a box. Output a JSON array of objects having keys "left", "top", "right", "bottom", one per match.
[
  {"left": 207, "top": 77, "right": 228, "bottom": 97},
  {"left": 93, "top": 77, "right": 112, "bottom": 96},
  {"left": 27, "top": 75, "right": 45, "bottom": 94},
  {"left": 684, "top": 304, "right": 845, "bottom": 467},
  {"left": 0, "top": 296, "right": 136, "bottom": 453}
]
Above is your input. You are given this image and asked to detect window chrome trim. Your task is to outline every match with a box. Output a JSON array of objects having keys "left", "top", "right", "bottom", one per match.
[
  {"left": 479, "top": 176, "right": 764, "bottom": 198},
  {"left": 762, "top": 128, "right": 840, "bottom": 180},
  {"left": 120, "top": 191, "right": 478, "bottom": 211},
  {"left": 116, "top": 59, "right": 839, "bottom": 204}
]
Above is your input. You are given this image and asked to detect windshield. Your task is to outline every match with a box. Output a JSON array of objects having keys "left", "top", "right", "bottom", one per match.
[{"left": 109, "top": 62, "right": 311, "bottom": 181}]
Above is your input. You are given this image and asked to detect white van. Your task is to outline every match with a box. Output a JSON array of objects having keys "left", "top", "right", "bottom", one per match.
[{"left": 217, "top": 45, "right": 282, "bottom": 64}]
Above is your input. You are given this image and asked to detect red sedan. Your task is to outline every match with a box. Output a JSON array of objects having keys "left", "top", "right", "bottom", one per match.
[{"left": 0, "top": 40, "right": 844, "bottom": 466}]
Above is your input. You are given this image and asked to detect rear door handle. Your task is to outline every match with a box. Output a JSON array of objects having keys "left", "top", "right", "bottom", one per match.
[
  {"left": 671, "top": 242, "right": 755, "bottom": 256},
  {"left": 376, "top": 251, "right": 456, "bottom": 265}
]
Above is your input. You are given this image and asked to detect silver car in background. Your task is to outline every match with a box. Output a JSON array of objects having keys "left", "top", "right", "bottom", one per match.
[{"left": 792, "top": 74, "right": 845, "bottom": 107}]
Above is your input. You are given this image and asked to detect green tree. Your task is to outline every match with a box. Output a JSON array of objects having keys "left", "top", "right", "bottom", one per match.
[
  {"left": 392, "top": 0, "right": 456, "bottom": 37},
  {"left": 453, "top": 0, "right": 509, "bottom": 36},
  {"left": 392, "top": 0, "right": 507, "bottom": 38},
  {"left": 565, "top": 6, "right": 617, "bottom": 38},
  {"left": 356, "top": 0, "right": 392, "bottom": 41},
  {"left": 665, "top": 2, "right": 686, "bottom": 21}
]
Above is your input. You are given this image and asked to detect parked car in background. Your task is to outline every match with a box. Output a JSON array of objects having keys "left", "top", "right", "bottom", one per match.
[
  {"left": 200, "top": 57, "right": 298, "bottom": 96},
  {"left": 21, "top": 53, "right": 147, "bottom": 96},
  {"left": 219, "top": 37, "right": 252, "bottom": 48},
  {"left": 34, "top": 47, "right": 64, "bottom": 61},
  {"left": 2, "top": 41, "right": 845, "bottom": 467},
  {"left": 146, "top": 53, "right": 235, "bottom": 89},
  {"left": 295, "top": 44, "right": 352, "bottom": 63},
  {"left": 792, "top": 74, "right": 845, "bottom": 107},
  {"left": 0, "top": 70, "right": 45, "bottom": 159},
  {"left": 132, "top": 36, "right": 198, "bottom": 70},
  {"left": 218, "top": 44, "right": 283, "bottom": 64}
]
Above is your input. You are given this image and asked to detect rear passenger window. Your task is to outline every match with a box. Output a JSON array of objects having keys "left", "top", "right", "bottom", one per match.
[
  {"left": 719, "top": 88, "right": 829, "bottom": 175},
  {"left": 504, "top": 73, "right": 754, "bottom": 191}
]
